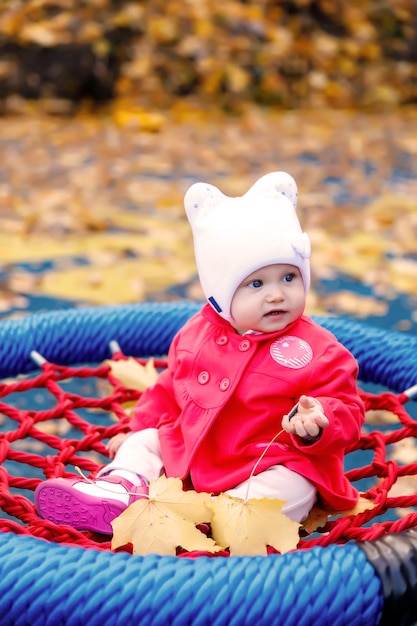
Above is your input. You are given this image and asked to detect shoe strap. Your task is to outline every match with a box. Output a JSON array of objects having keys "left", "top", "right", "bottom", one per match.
[{"left": 98, "top": 474, "right": 149, "bottom": 503}]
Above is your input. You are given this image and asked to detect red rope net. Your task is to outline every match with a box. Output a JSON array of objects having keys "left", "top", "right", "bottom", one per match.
[{"left": 0, "top": 352, "right": 417, "bottom": 553}]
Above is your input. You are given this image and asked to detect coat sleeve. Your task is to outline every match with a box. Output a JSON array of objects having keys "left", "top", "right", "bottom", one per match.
[
  {"left": 130, "top": 332, "right": 181, "bottom": 432},
  {"left": 289, "top": 341, "right": 365, "bottom": 455}
]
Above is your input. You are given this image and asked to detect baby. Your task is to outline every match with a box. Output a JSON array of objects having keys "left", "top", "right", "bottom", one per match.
[{"left": 35, "top": 171, "right": 365, "bottom": 534}]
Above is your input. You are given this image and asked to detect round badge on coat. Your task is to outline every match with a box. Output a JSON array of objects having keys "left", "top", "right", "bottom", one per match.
[{"left": 270, "top": 336, "right": 313, "bottom": 369}]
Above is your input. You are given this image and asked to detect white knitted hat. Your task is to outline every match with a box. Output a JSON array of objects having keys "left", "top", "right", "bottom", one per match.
[{"left": 184, "top": 171, "right": 311, "bottom": 322}]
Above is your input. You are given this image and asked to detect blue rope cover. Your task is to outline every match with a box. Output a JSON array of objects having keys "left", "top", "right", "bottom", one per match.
[
  {"left": 1, "top": 301, "right": 417, "bottom": 625},
  {"left": 0, "top": 303, "right": 416, "bottom": 392},
  {"left": 0, "top": 533, "right": 382, "bottom": 626},
  {"left": 0, "top": 302, "right": 201, "bottom": 378}
]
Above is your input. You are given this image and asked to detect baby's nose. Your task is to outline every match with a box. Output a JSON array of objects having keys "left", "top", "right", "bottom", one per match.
[{"left": 266, "top": 287, "right": 284, "bottom": 301}]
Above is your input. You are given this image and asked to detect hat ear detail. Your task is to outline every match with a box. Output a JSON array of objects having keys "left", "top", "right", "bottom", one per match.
[
  {"left": 184, "top": 182, "right": 225, "bottom": 221},
  {"left": 246, "top": 171, "right": 298, "bottom": 210},
  {"left": 292, "top": 233, "right": 311, "bottom": 259}
]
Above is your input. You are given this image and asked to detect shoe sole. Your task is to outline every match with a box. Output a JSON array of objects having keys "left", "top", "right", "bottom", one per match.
[{"left": 35, "top": 480, "right": 126, "bottom": 534}]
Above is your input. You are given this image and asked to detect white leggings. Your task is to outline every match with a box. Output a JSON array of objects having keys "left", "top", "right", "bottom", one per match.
[{"left": 99, "top": 428, "right": 316, "bottom": 523}]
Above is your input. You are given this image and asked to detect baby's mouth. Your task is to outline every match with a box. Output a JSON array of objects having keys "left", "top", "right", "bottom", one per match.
[{"left": 264, "top": 309, "right": 286, "bottom": 317}]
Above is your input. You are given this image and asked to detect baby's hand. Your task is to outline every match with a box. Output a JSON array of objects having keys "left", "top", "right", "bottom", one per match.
[
  {"left": 282, "top": 395, "right": 329, "bottom": 439},
  {"left": 107, "top": 432, "right": 129, "bottom": 459}
]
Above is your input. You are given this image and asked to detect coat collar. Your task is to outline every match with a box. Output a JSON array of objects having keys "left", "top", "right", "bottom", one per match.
[{"left": 200, "top": 302, "right": 304, "bottom": 343}]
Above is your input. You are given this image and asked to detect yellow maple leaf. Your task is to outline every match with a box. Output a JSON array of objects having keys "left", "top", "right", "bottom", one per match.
[
  {"left": 336, "top": 496, "right": 376, "bottom": 517},
  {"left": 112, "top": 105, "right": 166, "bottom": 132},
  {"left": 301, "top": 505, "right": 330, "bottom": 535},
  {"left": 107, "top": 357, "right": 159, "bottom": 391},
  {"left": 209, "top": 493, "right": 301, "bottom": 556},
  {"left": 111, "top": 476, "right": 221, "bottom": 556},
  {"left": 302, "top": 496, "right": 376, "bottom": 535}
]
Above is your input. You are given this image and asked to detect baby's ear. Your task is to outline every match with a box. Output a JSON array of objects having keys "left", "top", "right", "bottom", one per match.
[
  {"left": 246, "top": 171, "right": 298, "bottom": 210},
  {"left": 184, "top": 182, "right": 225, "bottom": 221}
]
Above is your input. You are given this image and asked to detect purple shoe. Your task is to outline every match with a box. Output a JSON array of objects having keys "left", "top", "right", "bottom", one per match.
[{"left": 35, "top": 475, "right": 148, "bottom": 534}]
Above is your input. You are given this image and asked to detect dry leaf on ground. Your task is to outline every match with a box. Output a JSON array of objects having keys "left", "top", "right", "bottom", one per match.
[
  {"left": 111, "top": 476, "right": 220, "bottom": 555},
  {"left": 107, "top": 357, "right": 159, "bottom": 391},
  {"left": 337, "top": 496, "right": 376, "bottom": 517},
  {"left": 303, "top": 496, "right": 376, "bottom": 534},
  {"left": 301, "top": 505, "right": 330, "bottom": 535},
  {"left": 365, "top": 408, "right": 399, "bottom": 424}
]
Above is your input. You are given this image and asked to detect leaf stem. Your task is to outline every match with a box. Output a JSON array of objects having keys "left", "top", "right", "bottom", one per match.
[
  {"left": 75, "top": 466, "right": 151, "bottom": 499},
  {"left": 244, "top": 429, "right": 284, "bottom": 502}
]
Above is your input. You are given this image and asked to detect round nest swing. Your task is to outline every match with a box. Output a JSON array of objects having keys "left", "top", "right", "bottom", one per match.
[{"left": 1, "top": 301, "right": 417, "bottom": 626}]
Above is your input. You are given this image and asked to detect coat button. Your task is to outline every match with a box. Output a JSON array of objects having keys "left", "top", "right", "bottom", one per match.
[
  {"left": 198, "top": 371, "right": 210, "bottom": 384},
  {"left": 239, "top": 339, "right": 251, "bottom": 351},
  {"left": 216, "top": 335, "right": 228, "bottom": 345},
  {"left": 219, "top": 378, "right": 230, "bottom": 391}
]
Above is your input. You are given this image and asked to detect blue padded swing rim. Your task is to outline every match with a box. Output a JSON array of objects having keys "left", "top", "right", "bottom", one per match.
[
  {"left": 0, "top": 532, "right": 383, "bottom": 626},
  {"left": 0, "top": 301, "right": 416, "bottom": 391},
  {"left": 0, "top": 301, "right": 417, "bottom": 626}
]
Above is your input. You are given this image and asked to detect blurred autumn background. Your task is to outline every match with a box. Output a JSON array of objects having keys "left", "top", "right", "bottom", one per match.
[{"left": 0, "top": 0, "right": 416, "bottom": 335}]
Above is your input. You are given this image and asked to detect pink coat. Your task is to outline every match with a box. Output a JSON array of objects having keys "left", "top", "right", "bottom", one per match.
[{"left": 131, "top": 304, "right": 365, "bottom": 510}]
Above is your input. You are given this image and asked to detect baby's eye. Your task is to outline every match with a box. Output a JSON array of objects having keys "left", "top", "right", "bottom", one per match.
[
  {"left": 248, "top": 279, "right": 263, "bottom": 288},
  {"left": 283, "top": 273, "right": 295, "bottom": 283}
]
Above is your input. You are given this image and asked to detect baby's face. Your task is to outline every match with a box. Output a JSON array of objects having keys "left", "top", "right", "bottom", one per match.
[{"left": 230, "top": 264, "right": 306, "bottom": 335}]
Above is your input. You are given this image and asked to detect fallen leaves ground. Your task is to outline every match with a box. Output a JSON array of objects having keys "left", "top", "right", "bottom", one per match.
[
  {"left": 1, "top": 0, "right": 416, "bottom": 110},
  {"left": 0, "top": 105, "right": 416, "bottom": 334}
]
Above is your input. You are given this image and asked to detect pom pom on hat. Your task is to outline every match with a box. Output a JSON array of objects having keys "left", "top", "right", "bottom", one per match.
[{"left": 184, "top": 171, "right": 311, "bottom": 322}]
